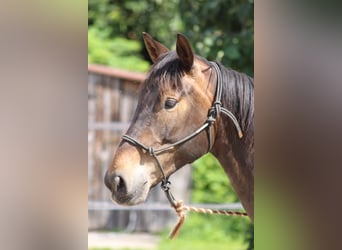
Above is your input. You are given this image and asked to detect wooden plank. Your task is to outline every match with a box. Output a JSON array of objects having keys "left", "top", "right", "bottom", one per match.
[
  {"left": 88, "top": 64, "right": 146, "bottom": 82},
  {"left": 111, "top": 78, "right": 121, "bottom": 121},
  {"left": 88, "top": 122, "right": 130, "bottom": 131}
]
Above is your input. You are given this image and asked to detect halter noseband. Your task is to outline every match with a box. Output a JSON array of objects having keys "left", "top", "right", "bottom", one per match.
[{"left": 121, "top": 61, "right": 243, "bottom": 208}]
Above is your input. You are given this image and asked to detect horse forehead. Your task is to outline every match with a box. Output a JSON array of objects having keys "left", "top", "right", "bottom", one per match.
[
  {"left": 140, "top": 55, "right": 211, "bottom": 105},
  {"left": 143, "top": 73, "right": 184, "bottom": 96}
]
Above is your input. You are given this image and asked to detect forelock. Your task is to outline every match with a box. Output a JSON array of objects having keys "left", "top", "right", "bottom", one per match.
[{"left": 144, "top": 51, "right": 186, "bottom": 94}]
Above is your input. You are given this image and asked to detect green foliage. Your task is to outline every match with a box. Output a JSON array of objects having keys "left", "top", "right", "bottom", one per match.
[
  {"left": 88, "top": 0, "right": 183, "bottom": 48},
  {"left": 156, "top": 207, "right": 251, "bottom": 249},
  {"left": 245, "top": 224, "right": 254, "bottom": 250},
  {"left": 88, "top": 0, "right": 183, "bottom": 70},
  {"left": 184, "top": 153, "right": 253, "bottom": 246},
  {"left": 179, "top": 0, "right": 254, "bottom": 76},
  {"left": 88, "top": 0, "right": 253, "bottom": 75},
  {"left": 158, "top": 229, "right": 247, "bottom": 250},
  {"left": 192, "top": 154, "right": 238, "bottom": 203},
  {"left": 88, "top": 27, "right": 149, "bottom": 72}
]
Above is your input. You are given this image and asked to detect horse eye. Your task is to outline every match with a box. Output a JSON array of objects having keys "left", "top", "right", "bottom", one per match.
[{"left": 164, "top": 98, "right": 178, "bottom": 109}]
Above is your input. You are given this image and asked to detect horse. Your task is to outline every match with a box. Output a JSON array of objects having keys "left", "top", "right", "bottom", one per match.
[{"left": 104, "top": 32, "right": 254, "bottom": 222}]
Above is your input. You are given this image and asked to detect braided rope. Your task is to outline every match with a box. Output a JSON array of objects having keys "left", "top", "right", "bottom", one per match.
[
  {"left": 169, "top": 201, "right": 185, "bottom": 239},
  {"left": 183, "top": 205, "right": 248, "bottom": 216},
  {"left": 169, "top": 200, "right": 248, "bottom": 239}
]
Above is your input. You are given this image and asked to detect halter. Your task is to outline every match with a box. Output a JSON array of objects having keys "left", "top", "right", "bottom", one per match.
[{"left": 121, "top": 61, "right": 243, "bottom": 208}]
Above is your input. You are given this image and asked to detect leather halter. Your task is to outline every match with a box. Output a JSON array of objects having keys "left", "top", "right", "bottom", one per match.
[{"left": 121, "top": 61, "right": 243, "bottom": 208}]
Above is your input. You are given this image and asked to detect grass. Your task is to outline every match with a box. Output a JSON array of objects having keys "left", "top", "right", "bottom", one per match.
[
  {"left": 89, "top": 213, "right": 251, "bottom": 250},
  {"left": 89, "top": 249, "right": 145, "bottom": 250},
  {"left": 158, "top": 235, "right": 247, "bottom": 250},
  {"left": 89, "top": 233, "right": 247, "bottom": 250},
  {"left": 156, "top": 213, "right": 250, "bottom": 250}
]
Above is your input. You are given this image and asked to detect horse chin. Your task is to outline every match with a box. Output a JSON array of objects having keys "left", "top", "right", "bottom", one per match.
[{"left": 111, "top": 182, "right": 151, "bottom": 206}]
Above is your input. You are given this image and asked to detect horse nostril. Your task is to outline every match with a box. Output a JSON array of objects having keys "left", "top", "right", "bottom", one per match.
[
  {"left": 113, "top": 175, "right": 126, "bottom": 194},
  {"left": 104, "top": 171, "right": 127, "bottom": 195}
]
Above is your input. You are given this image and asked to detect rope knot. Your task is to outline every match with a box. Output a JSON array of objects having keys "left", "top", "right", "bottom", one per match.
[
  {"left": 214, "top": 100, "right": 222, "bottom": 106},
  {"left": 175, "top": 200, "right": 184, "bottom": 214},
  {"left": 175, "top": 200, "right": 184, "bottom": 215},
  {"left": 214, "top": 100, "right": 222, "bottom": 114},
  {"left": 147, "top": 147, "right": 154, "bottom": 155},
  {"left": 208, "top": 107, "right": 218, "bottom": 119},
  {"left": 207, "top": 115, "right": 216, "bottom": 125},
  {"left": 161, "top": 179, "right": 171, "bottom": 191}
]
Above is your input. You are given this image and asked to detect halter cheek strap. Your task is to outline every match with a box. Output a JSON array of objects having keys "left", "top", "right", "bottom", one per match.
[{"left": 121, "top": 61, "right": 243, "bottom": 208}]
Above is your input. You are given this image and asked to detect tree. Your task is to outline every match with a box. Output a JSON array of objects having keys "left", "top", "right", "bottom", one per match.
[
  {"left": 88, "top": 0, "right": 183, "bottom": 69},
  {"left": 88, "top": 26, "right": 149, "bottom": 72},
  {"left": 179, "top": 0, "right": 254, "bottom": 76}
]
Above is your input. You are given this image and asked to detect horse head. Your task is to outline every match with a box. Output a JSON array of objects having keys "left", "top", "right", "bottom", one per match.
[{"left": 104, "top": 33, "right": 217, "bottom": 205}]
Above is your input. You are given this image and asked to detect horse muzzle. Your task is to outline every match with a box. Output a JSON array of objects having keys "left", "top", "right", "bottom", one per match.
[{"left": 104, "top": 169, "right": 150, "bottom": 205}]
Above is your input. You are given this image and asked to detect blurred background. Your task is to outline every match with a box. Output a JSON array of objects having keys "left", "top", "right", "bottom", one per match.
[{"left": 88, "top": 0, "right": 254, "bottom": 249}]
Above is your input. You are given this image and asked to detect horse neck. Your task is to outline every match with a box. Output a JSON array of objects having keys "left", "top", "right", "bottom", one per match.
[
  {"left": 210, "top": 66, "right": 254, "bottom": 221},
  {"left": 211, "top": 121, "right": 254, "bottom": 221}
]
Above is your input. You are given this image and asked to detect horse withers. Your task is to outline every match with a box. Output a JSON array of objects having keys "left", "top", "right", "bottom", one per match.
[{"left": 104, "top": 33, "right": 254, "bottom": 221}]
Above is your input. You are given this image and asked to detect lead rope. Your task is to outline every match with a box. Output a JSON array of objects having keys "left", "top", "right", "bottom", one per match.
[{"left": 169, "top": 201, "right": 248, "bottom": 239}]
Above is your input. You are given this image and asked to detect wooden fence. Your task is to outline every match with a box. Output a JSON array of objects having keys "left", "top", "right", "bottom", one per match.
[{"left": 88, "top": 64, "right": 192, "bottom": 232}]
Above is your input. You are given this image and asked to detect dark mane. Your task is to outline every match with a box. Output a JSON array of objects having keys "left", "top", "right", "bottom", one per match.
[{"left": 215, "top": 63, "right": 254, "bottom": 142}]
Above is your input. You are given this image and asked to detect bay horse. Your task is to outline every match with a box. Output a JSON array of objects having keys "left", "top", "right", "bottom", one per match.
[{"left": 104, "top": 33, "right": 254, "bottom": 222}]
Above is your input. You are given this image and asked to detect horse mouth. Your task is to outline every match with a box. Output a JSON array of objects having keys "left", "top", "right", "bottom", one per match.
[
  {"left": 110, "top": 184, "right": 149, "bottom": 206},
  {"left": 111, "top": 193, "right": 135, "bottom": 205}
]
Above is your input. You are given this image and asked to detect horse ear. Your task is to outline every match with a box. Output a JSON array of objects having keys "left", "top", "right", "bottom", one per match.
[
  {"left": 143, "top": 32, "right": 169, "bottom": 63},
  {"left": 176, "top": 33, "right": 194, "bottom": 72}
]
